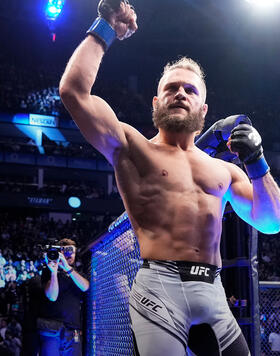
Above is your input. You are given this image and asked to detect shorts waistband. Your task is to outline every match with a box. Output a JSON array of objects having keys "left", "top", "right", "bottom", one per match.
[{"left": 141, "top": 259, "right": 221, "bottom": 284}]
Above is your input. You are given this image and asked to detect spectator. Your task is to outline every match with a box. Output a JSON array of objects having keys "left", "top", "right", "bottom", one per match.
[
  {"left": 269, "top": 324, "right": 280, "bottom": 353},
  {"left": 6, "top": 317, "right": 22, "bottom": 339},
  {"left": 5, "top": 282, "right": 20, "bottom": 316},
  {"left": 3, "top": 329, "right": 22, "bottom": 356},
  {"left": 0, "top": 319, "right": 8, "bottom": 339},
  {"left": 0, "top": 266, "right": 6, "bottom": 288},
  {"left": 0, "top": 251, "right": 6, "bottom": 267},
  {"left": 5, "top": 266, "right": 17, "bottom": 283},
  {"left": 28, "top": 261, "right": 38, "bottom": 275}
]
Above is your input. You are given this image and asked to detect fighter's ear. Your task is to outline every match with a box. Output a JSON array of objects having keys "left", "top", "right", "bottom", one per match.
[
  {"left": 202, "top": 103, "right": 208, "bottom": 118},
  {"left": 152, "top": 96, "right": 158, "bottom": 110}
]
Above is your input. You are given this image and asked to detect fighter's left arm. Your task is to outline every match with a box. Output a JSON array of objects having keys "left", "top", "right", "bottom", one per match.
[{"left": 225, "top": 124, "right": 280, "bottom": 234}]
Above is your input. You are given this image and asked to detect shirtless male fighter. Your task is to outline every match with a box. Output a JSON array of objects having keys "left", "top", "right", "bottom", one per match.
[{"left": 59, "top": 1, "right": 280, "bottom": 355}]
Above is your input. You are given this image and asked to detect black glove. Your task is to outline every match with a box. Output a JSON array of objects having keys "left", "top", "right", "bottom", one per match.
[
  {"left": 195, "top": 114, "right": 251, "bottom": 159},
  {"left": 229, "top": 124, "right": 270, "bottom": 179},
  {"left": 229, "top": 124, "right": 263, "bottom": 163},
  {"left": 98, "top": 0, "right": 124, "bottom": 21}
]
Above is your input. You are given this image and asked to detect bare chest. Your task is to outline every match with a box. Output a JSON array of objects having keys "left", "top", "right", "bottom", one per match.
[{"left": 117, "top": 146, "right": 231, "bottom": 198}]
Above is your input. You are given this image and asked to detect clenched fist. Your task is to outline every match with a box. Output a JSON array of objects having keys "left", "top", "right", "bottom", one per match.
[{"left": 98, "top": 0, "right": 137, "bottom": 40}]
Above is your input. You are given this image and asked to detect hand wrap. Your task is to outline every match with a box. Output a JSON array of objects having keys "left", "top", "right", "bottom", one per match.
[{"left": 87, "top": 17, "right": 116, "bottom": 51}]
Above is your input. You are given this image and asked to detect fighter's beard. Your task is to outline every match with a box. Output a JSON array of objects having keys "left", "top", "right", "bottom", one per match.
[{"left": 152, "top": 102, "right": 205, "bottom": 133}]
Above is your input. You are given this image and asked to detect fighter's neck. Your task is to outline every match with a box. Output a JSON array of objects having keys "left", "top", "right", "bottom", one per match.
[{"left": 151, "top": 129, "right": 197, "bottom": 151}]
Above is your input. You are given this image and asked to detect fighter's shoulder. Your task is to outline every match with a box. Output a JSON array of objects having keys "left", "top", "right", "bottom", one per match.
[
  {"left": 121, "top": 122, "right": 149, "bottom": 145},
  {"left": 217, "top": 159, "right": 249, "bottom": 183},
  {"left": 196, "top": 149, "right": 230, "bottom": 170},
  {"left": 197, "top": 149, "right": 248, "bottom": 182}
]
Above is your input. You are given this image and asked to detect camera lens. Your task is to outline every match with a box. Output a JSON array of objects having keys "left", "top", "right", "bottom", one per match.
[{"left": 47, "top": 248, "right": 59, "bottom": 261}]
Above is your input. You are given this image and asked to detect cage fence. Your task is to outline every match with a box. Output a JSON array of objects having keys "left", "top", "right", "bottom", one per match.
[{"left": 259, "top": 282, "right": 280, "bottom": 356}]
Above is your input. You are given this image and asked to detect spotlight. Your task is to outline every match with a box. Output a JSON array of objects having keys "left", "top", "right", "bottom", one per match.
[
  {"left": 45, "top": 0, "right": 65, "bottom": 41},
  {"left": 68, "top": 197, "right": 81, "bottom": 209},
  {"left": 245, "top": 0, "right": 280, "bottom": 8},
  {"left": 45, "top": 0, "right": 65, "bottom": 21}
]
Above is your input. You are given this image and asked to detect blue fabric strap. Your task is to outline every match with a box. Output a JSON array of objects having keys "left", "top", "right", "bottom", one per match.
[
  {"left": 66, "top": 267, "right": 74, "bottom": 275},
  {"left": 245, "top": 155, "right": 270, "bottom": 180},
  {"left": 87, "top": 17, "right": 116, "bottom": 50}
]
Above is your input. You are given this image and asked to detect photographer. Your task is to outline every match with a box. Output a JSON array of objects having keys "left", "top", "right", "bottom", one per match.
[{"left": 37, "top": 238, "right": 89, "bottom": 356}]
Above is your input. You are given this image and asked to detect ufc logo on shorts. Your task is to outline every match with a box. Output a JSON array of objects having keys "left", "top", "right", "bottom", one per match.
[
  {"left": 140, "top": 297, "right": 163, "bottom": 312},
  {"left": 190, "top": 266, "right": 210, "bottom": 277}
]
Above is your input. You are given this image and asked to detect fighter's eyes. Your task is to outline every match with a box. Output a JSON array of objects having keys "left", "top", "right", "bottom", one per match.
[{"left": 165, "top": 84, "right": 198, "bottom": 95}]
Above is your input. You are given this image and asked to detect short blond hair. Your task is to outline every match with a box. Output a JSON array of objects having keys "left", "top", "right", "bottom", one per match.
[
  {"left": 162, "top": 57, "right": 205, "bottom": 82},
  {"left": 159, "top": 57, "right": 207, "bottom": 100}
]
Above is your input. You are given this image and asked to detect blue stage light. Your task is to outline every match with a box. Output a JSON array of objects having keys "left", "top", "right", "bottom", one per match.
[
  {"left": 68, "top": 197, "right": 81, "bottom": 208},
  {"left": 45, "top": 0, "right": 65, "bottom": 21}
]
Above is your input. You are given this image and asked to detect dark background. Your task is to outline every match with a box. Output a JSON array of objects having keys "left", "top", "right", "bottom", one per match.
[{"left": 1, "top": 0, "right": 280, "bottom": 146}]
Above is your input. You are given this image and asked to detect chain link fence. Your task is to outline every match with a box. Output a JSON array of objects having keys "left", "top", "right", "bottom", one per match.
[
  {"left": 260, "top": 282, "right": 280, "bottom": 356},
  {"left": 87, "top": 214, "right": 141, "bottom": 356}
]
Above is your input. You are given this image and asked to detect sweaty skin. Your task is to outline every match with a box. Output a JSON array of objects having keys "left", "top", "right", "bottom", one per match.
[{"left": 59, "top": 3, "right": 280, "bottom": 269}]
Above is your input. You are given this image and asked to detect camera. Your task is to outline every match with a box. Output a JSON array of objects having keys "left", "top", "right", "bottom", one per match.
[
  {"left": 45, "top": 245, "right": 75, "bottom": 261},
  {"left": 45, "top": 245, "right": 61, "bottom": 261},
  {"left": 38, "top": 243, "right": 75, "bottom": 262}
]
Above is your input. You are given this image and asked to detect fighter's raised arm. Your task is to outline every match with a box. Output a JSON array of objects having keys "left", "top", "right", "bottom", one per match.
[{"left": 59, "top": 0, "right": 137, "bottom": 165}]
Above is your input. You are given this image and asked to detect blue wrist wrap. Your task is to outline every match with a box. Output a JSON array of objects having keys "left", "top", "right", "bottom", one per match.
[
  {"left": 87, "top": 17, "right": 116, "bottom": 50},
  {"left": 245, "top": 155, "right": 270, "bottom": 180}
]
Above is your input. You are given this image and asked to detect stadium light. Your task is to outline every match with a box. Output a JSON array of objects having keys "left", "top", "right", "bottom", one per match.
[
  {"left": 45, "top": 0, "right": 65, "bottom": 21},
  {"left": 245, "top": 0, "right": 280, "bottom": 8},
  {"left": 45, "top": 0, "right": 65, "bottom": 41},
  {"left": 68, "top": 197, "right": 81, "bottom": 209}
]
